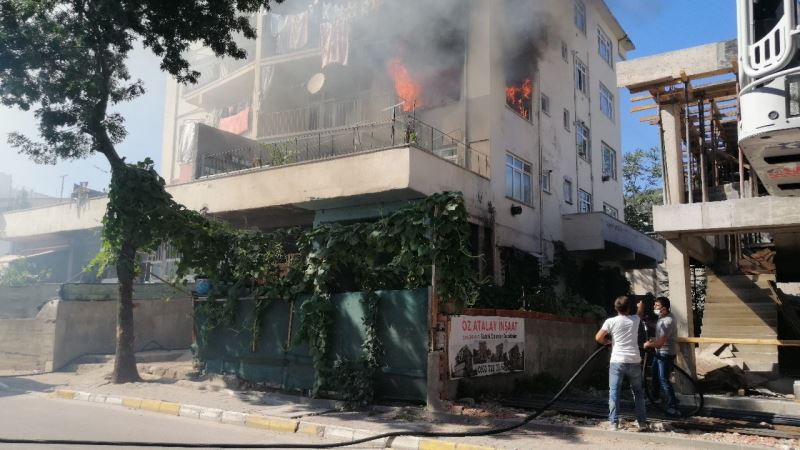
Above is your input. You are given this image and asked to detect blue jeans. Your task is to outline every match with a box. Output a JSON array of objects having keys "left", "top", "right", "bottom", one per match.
[
  {"left": 652, "top": 354, "right": 679, "bottom": 410},
  {"left": 609, "top": 362, "right": 646, "bottom": 425}
]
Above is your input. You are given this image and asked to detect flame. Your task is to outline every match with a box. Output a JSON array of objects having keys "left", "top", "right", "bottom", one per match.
[
  {"left": 388, "top": 57, "right": 423, "bottom": 112},
  {"left": 506, "top": 78, "right": 533, "bottom": 119}
]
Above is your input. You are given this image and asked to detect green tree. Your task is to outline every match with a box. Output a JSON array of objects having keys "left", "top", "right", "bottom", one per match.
[
  {"left": 0, "top": 258, "right": 50, "bottom": 287},
  {"left": 0, "top": 0, "right": 280, "bottom": 383},
  {"left": 623, "top": 147, "right": 663, "bottom": 233}
]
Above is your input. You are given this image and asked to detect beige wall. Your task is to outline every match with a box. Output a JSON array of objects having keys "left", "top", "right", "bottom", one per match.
[{"left": 0, "top": 285, "right": 193, "bottom": 372}]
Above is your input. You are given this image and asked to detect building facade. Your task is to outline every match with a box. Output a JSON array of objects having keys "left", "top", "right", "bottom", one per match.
[{"left": 1, "top": 0, "right": 661, "bottom": 283}]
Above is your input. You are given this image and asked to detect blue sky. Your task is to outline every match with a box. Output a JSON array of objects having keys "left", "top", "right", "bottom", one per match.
[
  {"left": 0, "top": 45, "right": 165, "bottom": 198},
  {"left": 1, "top": 1, "right": 737, "bottom": 196},
  {"left": 607, "top": 0, "right": 736, "bottom": 154}
]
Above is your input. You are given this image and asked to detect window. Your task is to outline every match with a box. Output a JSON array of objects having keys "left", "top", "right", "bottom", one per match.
[
  {"left": 563, "top": 109, "right": 571, "bottom": 131},
  {"left": 541, "top": 94, "right": 550, "bottom": 116},
  {"left": 562, "top": 41, "right": 569, "bottom": 62},
  {"left": 578, "top": 189, "right": 592, "bottom": 213},
  {"left": 575, "top": 58, "right": 588, "bottom": 95},
  {"left": 505, "top": 153, "right": 532, "bottom": 204},
  {"left": 542, "top": 170, "right": 551, "bottom": 193},
  {"left": 603, "top": 203, "right": 619, "bottom": 219},
  {"left": 576, "top": 122, "right": 590, "bottom": 161},
  {"left": 574, "top": 0, "right": 587, "bottom": 34},
  {"left": 598, "top": 28, "right": 613, "bottom": 66},
  {"left": 602, "top": 142, "right": 617, "bottom": 180},
  {"left": 600, "top": 83, "right": 615, "bottom": 120},
  {"left": 563, "top": 178, "right": 573, "bottom": 204}
]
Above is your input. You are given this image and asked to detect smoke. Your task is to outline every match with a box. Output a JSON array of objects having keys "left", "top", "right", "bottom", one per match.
[
  {"left": 355, "top": 0, "right": 470, "bottom": 107},
  {"left": 503, "top": 0, "right": 553, "bottom": 84}
]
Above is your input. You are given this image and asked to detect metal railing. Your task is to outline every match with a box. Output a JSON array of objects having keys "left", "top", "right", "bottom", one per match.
[
  {"left": 258, "top": 93, "right": 395, "bottom": 137},
  {"left": 198, "top": 116, "right": 491, "bottom": 179}
]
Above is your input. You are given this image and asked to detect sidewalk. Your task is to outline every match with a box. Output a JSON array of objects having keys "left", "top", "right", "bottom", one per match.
[{"left": 0, "top": 354, "right": 796, "bottom": 450}]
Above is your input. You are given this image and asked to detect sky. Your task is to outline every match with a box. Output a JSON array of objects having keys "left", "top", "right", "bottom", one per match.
[
  {"left": 0, "top": 1, "right": 737, "bottom": 197},
  {"left": 0, "top": 44, "right": 166, "bottom": 198},
  {"left": 606, "top": 0, "right": 737, "bottom": 154}
]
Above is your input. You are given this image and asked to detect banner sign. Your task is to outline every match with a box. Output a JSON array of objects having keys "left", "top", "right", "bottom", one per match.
[{"left": 448, "top": 315, "right": 525, "bottom": 379}]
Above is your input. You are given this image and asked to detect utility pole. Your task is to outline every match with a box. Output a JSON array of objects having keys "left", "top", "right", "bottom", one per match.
[{"left": 59, "top": 174, "right": 68, "bottom": 200}]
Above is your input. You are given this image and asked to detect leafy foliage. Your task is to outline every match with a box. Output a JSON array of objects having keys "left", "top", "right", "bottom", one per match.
[
  {"left": 475, "top": 243, "right": 611, "bottom": 320},
  {"left": 0, "top": 258, "right": 51, "bottom": 287},
  {"left": 623, "top": 147, "right": 663, "bottom": 233},
  {"left": 0, "top": 0, "right": 282, "bottom": 383},
  {"left": 184, "top": 192, "right": 476, "bottom": 400}
]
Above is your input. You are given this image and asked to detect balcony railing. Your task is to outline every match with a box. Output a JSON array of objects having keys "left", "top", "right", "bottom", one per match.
[
  {"left": 198, "top": 117, "right": 490, "bottom": 179},
  {"left": 258, "top": 93, "right": 395, "bottom": 138}
]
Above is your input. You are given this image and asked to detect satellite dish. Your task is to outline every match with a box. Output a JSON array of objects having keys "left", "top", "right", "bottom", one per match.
[{"left": 307, "top": 73, "right": 325, "bottom": 95}]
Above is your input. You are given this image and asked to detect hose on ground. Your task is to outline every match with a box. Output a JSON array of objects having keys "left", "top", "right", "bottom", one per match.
[
  {"left": 0, "top": 346, "right": 611, "bottom": 448},
  {"left": 642, "top": 350, "right": 705, "bottom": 418}
]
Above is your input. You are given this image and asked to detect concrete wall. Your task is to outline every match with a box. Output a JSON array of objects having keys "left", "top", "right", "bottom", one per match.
[
  {"left": 445, "top": 309, "right": 602, "bottom": 397},
  {"left": 0, "top": 283, "right": 193, "bottom": 372},
  {"left": 52, "top": 296, "right": 192, "bottom": 369},
  {"left": 0, "top": 284, "right": 61, "bottom": 319},
  {"left": 0, "top": 301, "right": 58, "bottom": 372}
]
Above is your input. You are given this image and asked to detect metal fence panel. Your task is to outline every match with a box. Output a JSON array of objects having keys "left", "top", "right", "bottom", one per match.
[{"left": 194, "top": 288, "right": 428, "bottom": 402}]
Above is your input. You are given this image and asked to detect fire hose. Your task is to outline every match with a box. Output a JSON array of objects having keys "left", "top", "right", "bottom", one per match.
[{"left": 0, "top": 344, "right": 703, "bottom": 448}]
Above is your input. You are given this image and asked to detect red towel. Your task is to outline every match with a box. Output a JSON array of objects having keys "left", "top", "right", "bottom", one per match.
[{"left": 218, "top": 107, "right": 250, "bottom": 135}]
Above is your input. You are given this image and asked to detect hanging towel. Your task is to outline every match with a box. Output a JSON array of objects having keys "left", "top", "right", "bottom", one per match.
[
  {"left": 275, "top": 11, "right": 308, "bottom": 53},
  {"left": 218, "top": 107, "right": 250, "bottom": 135},
  {"left": 178, "top": 163, "right": 195, "bottom": 183},
  {"left": 320, "top": 16, "right": 350, "bottom": 68},
  {"left": 178, "top": 122, "right": 198, "bottom": 164},
  {"left": 270, "top": 14, "right": 288, "bottom": 37}
]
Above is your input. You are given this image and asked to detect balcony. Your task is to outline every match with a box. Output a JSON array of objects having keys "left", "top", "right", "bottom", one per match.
[
  {"left": 3, "top": 118, "right": 490, "bottom": 240},
  {"left": 562, "top": 212, "right": 665, "bottom": 268},
  {"left": 198, "top": 116, "right": 490, "bottom": 180},
  {"left": 258, "top": 93, "right": 395, "bottom": 138}
]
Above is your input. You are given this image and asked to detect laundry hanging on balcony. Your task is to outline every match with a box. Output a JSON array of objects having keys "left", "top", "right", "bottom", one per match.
[
  {"left": 271, "top": 11, "right": 309, "bottom": 54},
  {"left": 218, "top": 107, "right": 250, "bottom": 135},
  {"left": 320, "top": 16, "right": 350, "bottom": 68}
]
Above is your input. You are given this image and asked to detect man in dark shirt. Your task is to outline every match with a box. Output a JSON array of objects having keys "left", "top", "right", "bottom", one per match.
[{"left": 644, "top": 296, "right": 679, "bottom": 416}]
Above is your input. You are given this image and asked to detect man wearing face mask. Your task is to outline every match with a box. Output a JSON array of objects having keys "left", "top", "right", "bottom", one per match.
[{"left": 644, "top": 296, "right": 679, "bottom": 416}]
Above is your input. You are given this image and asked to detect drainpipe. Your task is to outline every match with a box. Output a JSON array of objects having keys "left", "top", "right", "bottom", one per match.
[
  {"left": 586, "top": 50, "right": 595, "bottom": 207},
  {"left": 572, "top": 51, "right": 580, "bottom": 206},
  {"left": 463, "top": 8, "right": 470, "bottom": 150},
  {"left": 536, "top": 68, "right": 544, "bottom": 256}
]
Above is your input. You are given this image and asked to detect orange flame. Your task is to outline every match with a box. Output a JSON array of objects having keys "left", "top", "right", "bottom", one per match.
[
  {"left": 388, "top": 58, "right": 423, "bottom": 112},
  {"left": 506, "top": 78, "right": 533, "bottom": 119}
]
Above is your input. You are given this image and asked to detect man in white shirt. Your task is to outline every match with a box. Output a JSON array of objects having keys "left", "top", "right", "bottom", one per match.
[{"left": 595, "top": 295, "right": 647, "bottom": 431}]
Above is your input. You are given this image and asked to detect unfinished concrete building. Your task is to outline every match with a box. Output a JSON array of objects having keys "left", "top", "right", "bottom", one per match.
[{"left": 618, "top": 40, "right": 800, "bottom": 387}]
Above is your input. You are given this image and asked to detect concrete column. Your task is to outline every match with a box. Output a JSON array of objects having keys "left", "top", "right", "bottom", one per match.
[
  {"left": 665, "top": 239, "right": 696, "bottom": 379},
  {"left": 660, "top": 104, "right": 686, "bottom": 205},
  {"left": 426, "top": 351, "right": 447, "bottom": 411}
]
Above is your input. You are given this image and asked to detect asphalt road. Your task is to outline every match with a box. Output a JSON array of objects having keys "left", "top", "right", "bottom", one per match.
[
  {"left": 0, "top": 392, "right": 725, "bottom": 450},
  {"left": 0, "top": 394, "right": 381, "bottom": 449}
]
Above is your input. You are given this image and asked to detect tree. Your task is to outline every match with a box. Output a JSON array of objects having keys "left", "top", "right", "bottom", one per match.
[
  {"left": 0, "top": 0, "right": 280, "bottom": 383},
  {"left": 623, "top": 147, "right": 663, "bottom": 233},
  {"left": 0, "top": 258, "right": 50, "bottom": 287}
]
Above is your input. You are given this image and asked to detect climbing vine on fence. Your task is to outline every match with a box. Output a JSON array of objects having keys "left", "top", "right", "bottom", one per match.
[{"left": 170, "top": 191, "right": 476, "bottom": 401}]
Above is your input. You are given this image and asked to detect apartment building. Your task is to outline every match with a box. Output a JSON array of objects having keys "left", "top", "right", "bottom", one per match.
[{"left": 1, "top": 0, "right": 661, "bottom": 282}]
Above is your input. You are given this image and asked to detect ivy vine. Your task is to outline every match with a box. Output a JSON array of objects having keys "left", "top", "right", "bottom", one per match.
[{"left": 138, "top": 190, "right": 478, "bottom": 401}]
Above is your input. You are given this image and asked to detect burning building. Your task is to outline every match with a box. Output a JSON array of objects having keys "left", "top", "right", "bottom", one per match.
[{"left": 3, "top": 0, "right": 661, "bottom": 308}]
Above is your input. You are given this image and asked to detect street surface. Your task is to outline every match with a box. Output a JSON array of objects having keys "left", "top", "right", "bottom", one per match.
[
  {"left": 0, "top": 393, "right": 703, "bottom": 450},
  {"left": 0, "top": 394, "right": 375, "bottom": 449}
]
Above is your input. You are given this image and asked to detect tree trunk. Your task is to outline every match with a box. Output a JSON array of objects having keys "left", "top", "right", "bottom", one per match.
[{"left": 112, "top": 239, "right": 141, "bottom": 383}]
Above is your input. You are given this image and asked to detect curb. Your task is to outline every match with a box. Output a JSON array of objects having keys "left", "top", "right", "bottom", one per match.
[
  {"left": 51, "top": 389, "right": 491, "bottom": 450},
  {"left": 50, "top": 389, "right": 757, "bottom": 450}
]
